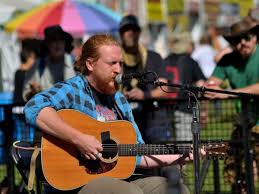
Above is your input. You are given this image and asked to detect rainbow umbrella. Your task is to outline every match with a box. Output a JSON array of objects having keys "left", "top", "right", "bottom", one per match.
[{"left": 4, "top": 0, "right": 122, "bottom": 39}]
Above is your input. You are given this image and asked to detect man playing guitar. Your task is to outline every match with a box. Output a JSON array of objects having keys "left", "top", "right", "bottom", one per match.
[{"left": 24, "top": 34, "right": 209, "bottom": 194}]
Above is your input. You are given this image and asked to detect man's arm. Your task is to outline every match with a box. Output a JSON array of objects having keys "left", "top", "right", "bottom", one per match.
[
  {"left": 139, "top": 155, "right": 186, "bottom": 168},
  {"left": 36, "top": 107, "right": 103, "bottom": 160},
  {"left": 232, "top": 83, "right": 259, "bottom": 95},
  {"left": 205, "top": 77, "right": 259, "bottom": 98},
  {"left": 139, "top": 150, "right": 202, "bottom": 168},
  {"left": 37, "top": 107, "right": 81, "bottom": 141}
]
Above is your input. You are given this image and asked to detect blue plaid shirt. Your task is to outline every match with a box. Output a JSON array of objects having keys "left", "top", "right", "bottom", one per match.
[{"left": 24, "top": 74, "right": 144, "bottom": 166}]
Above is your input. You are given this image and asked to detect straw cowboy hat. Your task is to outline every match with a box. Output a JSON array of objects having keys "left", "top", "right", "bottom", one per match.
[{"left": 224, "top": 17, "right": 259, "bottom": 45}]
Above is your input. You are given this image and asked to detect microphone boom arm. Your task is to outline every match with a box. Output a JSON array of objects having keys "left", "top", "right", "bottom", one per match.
[{"left": 153, "top": 81, "right": 256, "bottom": 98}]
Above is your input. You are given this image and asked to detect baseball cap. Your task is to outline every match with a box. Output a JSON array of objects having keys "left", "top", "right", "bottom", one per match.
[{"left": 119, "top": 15, "right": 141, "bottom": 33}]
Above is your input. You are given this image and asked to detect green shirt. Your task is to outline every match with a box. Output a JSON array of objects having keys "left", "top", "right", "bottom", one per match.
[
  {"left": 213, "top": 45, "right": 259, "bottom": 89},
  {"left": 213, "top": 45, "right": 259, "bottom": 125}
]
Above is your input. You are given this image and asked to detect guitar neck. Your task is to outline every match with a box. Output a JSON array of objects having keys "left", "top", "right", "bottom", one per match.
[{"left": 115, "top": 144, "right": 191, "bottom": 156}]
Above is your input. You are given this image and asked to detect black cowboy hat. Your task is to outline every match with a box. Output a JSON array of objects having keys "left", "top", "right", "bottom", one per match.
[
  {"left": 43, "top": 25, "right": 74, "bottom": 53},
  {"left": 224, "top": 17, "right": 259, "bottom": 45}
]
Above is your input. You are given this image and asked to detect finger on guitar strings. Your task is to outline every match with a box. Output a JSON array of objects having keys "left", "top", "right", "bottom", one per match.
[{"left": 87, "top": 153, "right": 98, "bottom": 160}]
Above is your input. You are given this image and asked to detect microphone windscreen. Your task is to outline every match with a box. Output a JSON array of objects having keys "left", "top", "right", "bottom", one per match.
[{"left": 115, "top": 74, "right": 123, "bottom": 84}]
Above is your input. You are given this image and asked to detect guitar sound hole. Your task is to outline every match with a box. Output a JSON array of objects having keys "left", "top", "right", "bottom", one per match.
[
  {"left": 80, "top": 139, "right": 118, "bottom": 175},
  {"left": 102, "top": 139, "right": 118, "bottom": 160}
]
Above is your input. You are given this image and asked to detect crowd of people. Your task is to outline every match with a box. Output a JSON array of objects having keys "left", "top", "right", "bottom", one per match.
[{"left": 8, "top": 8, "right": 259, "bottom": 194}]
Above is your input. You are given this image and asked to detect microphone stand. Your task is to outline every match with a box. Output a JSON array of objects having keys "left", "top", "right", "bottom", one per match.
[
  {"left": 144, "top": 80, "right": 257, "bottom": 194},
  {"left": 192, "top": 96, "right": 201, "bottom": 194}
]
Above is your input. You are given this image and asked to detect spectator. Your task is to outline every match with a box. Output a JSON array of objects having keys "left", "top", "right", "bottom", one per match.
[
  {"left": 165, "top": 32, "right": 205, "bottom": 141},
  {"left": 118, "top": 15, "right": 171, "bottom": 144},
  {"left": 205, "top": 17, "right": 259, "bottom": 193},
  {"left": 23, "top": 25, "right": 75, "bottom": 101},
  {"left": 13, "top": 38, "right": 41, "bottom": 104},
  {"left": 118, "top": 15, "right": 192, "bottom": 193}
]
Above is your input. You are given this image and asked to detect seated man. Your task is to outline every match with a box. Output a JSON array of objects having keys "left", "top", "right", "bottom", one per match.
[{"left": 24, "top": 34, "right": 199, "bottom": 194}]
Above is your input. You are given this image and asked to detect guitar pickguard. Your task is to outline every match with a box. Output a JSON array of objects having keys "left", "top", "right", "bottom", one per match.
[{"left": 80, "top": 159, "right": 117, "bottom": 174}]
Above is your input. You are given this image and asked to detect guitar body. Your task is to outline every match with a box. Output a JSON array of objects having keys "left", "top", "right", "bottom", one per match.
[{"left": 41, "top": 109, "right": 137, "bottom": 190}]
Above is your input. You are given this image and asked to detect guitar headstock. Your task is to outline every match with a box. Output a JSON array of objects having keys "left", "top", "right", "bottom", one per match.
[{"left": 204, "top": 142, "right": 229, "bottom": 160}]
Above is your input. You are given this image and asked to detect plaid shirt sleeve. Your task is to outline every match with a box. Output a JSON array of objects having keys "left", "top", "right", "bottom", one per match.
[{"left": 24, "top": 81, "right": 77, "bottom": 126}]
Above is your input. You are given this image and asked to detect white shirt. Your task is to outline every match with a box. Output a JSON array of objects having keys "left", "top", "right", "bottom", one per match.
[{"left": 191, "top": 45, "right": 217, "bottom": 78}]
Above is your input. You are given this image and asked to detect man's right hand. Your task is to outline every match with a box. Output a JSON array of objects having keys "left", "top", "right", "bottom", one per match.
[{"left": 75, "top": 134, "right": 103, "bottom": 160}]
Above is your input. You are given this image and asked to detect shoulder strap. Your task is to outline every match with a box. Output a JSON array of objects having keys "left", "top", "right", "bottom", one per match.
[
  {"left": 28, "top": 146, "right": 40, "bottom": 191},
  {"left": 114, "top": 102, "right": 124, "bottom": 120}
]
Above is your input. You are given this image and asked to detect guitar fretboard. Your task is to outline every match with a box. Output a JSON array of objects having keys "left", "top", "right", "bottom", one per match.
[{"left": 103, "top": 144, "right": 191, "bottom": 156}]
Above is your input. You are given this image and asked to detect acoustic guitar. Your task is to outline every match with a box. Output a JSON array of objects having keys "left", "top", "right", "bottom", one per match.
[{"left": 41, "top": 109, "right": 228, "bottom": 190}]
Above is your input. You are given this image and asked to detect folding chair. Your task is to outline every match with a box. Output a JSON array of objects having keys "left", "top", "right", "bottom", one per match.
[{"left": 11, "top": 141, "right": 41, "bottom": 194}]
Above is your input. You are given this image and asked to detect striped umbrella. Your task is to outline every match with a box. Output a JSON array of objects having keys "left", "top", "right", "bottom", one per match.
[{"left": 4, "top": 0, "right": 122, "bottom": 39}]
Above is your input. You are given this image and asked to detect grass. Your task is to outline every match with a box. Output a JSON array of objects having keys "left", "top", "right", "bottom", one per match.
[{"left": 0, "top": 164, "right": 37, "bottom": 193}]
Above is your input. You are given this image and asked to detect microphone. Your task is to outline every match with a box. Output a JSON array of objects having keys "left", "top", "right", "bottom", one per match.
[{"left": 115, "top": 72, "right": 144, "bottom": 84}]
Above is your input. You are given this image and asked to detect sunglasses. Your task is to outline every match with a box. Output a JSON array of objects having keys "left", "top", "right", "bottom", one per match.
[{"left": 230, "top": 33, "right": 255, "bottom": 45}]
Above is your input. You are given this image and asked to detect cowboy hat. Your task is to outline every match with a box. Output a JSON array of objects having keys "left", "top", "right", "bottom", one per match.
[
  {"left": 224, "top": 17, "right": 259, "bottom": 45},
  {"left": 43, "top": 25, "right": 74, "bottom": 53}
]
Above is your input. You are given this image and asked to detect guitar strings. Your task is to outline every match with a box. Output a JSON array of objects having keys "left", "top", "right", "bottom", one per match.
[{"left": 100, "top": 144, "right": 226, "bottom": 153}]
